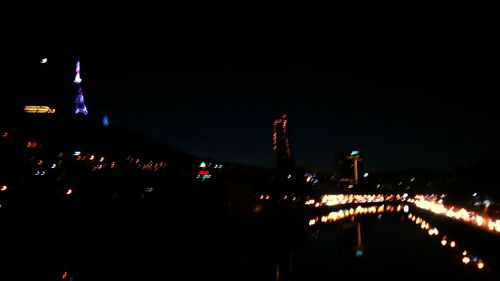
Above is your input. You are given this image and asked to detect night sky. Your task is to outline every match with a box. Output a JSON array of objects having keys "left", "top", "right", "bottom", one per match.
[{"left": 2, "top": 2, "right": 500, "bottom": 171}]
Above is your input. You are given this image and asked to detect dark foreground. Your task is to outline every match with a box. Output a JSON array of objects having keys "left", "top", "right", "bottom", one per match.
[{"left": 1, "top": 199, "right": 499, "bottom": 281}]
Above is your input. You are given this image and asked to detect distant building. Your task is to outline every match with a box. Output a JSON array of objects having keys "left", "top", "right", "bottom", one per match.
[
  {"left": 335, "top": 151, "right": 364, "bottom": 187},
  {"left": 272, "top": 114, "right": 294, "bottom": 180}
]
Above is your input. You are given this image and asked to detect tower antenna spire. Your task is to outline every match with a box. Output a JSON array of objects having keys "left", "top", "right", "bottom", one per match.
[{"left": 74, "top": 59, "right": 88, "bottom": 115}]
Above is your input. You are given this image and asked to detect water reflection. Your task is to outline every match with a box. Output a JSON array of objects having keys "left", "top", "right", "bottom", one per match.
[
  {"left": 309, "top": 204, "right": 404, "bottom": 226},
  {"left": 301, "top": 193, "right": 500, "bottom": 235},
  {"left": 407, "top": 212, "right": 488, "bottom": 272},
  {"left": 308, "top": 204, "right": 491, "bottom": 274}
]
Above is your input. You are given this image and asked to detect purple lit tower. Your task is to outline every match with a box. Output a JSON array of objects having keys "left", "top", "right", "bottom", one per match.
[{"left": 73, "top": 60, "right": 89, "bottom": 115}]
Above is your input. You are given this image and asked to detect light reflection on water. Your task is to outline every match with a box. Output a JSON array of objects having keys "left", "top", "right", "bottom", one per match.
[
  {"left": 300, "top": 193, "right": 500, "bottom": 235},
  {"left": 308, "top": 204, "right": 490, "bottom": 273}
]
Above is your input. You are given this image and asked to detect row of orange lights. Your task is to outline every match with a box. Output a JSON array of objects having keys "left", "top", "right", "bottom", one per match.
[
  {"left": 308, "top": 204, "right": 405, "bottom": 226},
  {"left": 305, "top": 194, "right": 410, "bottom": 208},
  {"left": 126, "top": 156, "right": 167, "bottom": 172},
  {"left": 413, "top": 195, "right": 500, "bottom": 234},
  {"left": 408, "top": 213, "right": 486, "bottom": 270}
]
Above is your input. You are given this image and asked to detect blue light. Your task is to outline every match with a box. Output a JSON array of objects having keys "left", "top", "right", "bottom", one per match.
[
  {"left": 355, "top": 249, "right": 364, "bottom": 257},
  {"left": 351, "top": 150, "right": 359, "bottom": 156},
  {"left": 102, "top": 115, "right": 110, "bottom": 127}
]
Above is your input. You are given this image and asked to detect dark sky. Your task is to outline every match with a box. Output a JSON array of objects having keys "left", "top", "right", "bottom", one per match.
[{"left": 2, "top": 2, "right": 500, "bottom": 171}]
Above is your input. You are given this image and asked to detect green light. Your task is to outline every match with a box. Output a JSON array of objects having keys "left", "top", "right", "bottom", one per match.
[{"left": 199, "top": 161, "right": 206, "bottom": 168}]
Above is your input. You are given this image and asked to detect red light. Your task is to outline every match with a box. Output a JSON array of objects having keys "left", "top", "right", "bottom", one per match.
[
  {"left": 198, "top": 170, "right": 209, "bottom": 175},
  {"left": 282, "top": 114, "right": 287, "bottom": 119},
  {"left": 66, "top": 189, "right": 73, "bottom": 195},
  {"left": 62, "top": 271, "right": 68, "bottom": 279}
]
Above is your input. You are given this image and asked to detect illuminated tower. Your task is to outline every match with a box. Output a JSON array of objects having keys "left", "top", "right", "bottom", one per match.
[
  {"left": 73, "top": 60, "right": 88, "bottom": 115},
  {"left": 272, "top": 113, "right": 294, "bottom": 179},
  {"left": 335, "top": 151, "right": 364, "bottom": 187}
]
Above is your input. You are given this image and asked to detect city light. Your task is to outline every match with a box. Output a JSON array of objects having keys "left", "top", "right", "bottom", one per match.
[
  {"left": 102, "top": 115, "right": 110, "bottom": 127},
  {"left": 413, "top": 194, "right": 500, "bottom": 234},
  {"left": 24, "top": 105, "right": 56, "bottom": 113},
  {"left": 309, "top": 204, "right": 404, "bottom": 224},
  {"left": 74, "top": 61, "right": 82, "bottom": 83},
  {"left": 73, "top": 60, "right": 89, "bottom": 115},
  {"left": 408, "top": 212, "right": 487, "bottom": 272},
  {"left": 1, "top": 185, "right": 7, "bottom": 191},
  {"left": 314, "top": 194, "right": 404, "bottom": 207}
]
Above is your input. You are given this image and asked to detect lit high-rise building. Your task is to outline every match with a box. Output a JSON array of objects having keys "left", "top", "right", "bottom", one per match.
[{"left": 272, "top": 114, "right": 294, "bottom": 178}]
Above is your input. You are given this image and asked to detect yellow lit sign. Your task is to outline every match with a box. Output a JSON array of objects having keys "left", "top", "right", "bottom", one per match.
[{"left": 24, "top": 105, "right": 56, "bottom": 113}]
